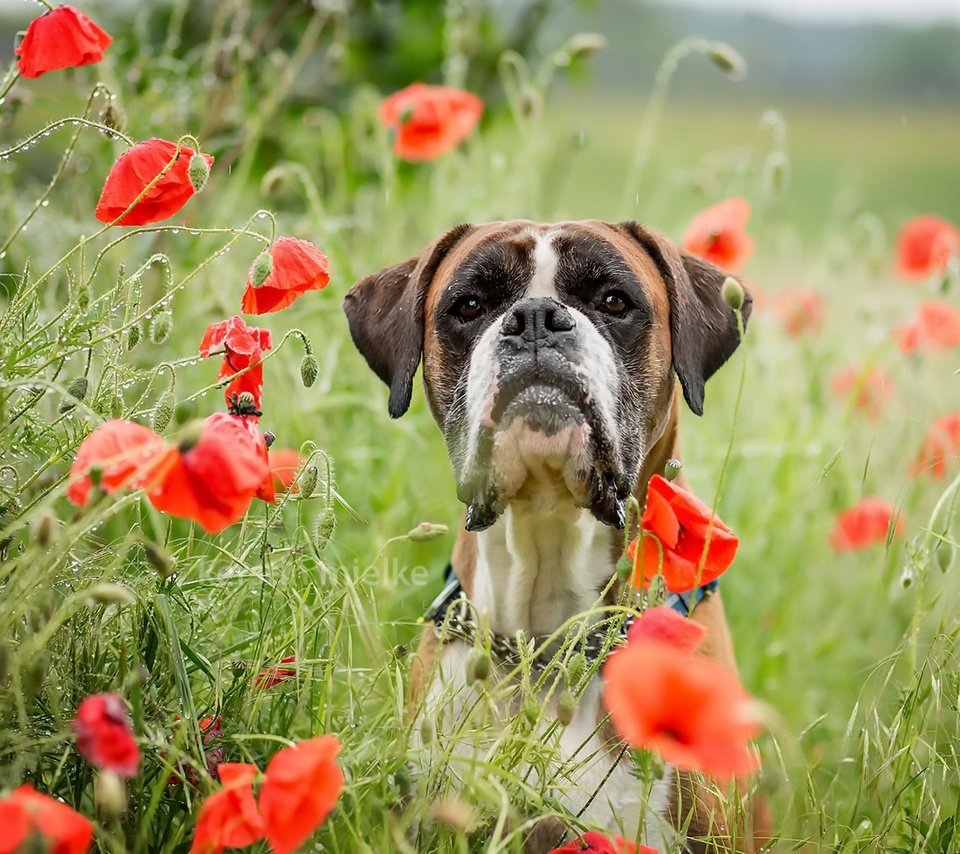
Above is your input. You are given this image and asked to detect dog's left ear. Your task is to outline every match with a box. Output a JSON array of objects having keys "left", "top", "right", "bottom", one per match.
[
  {"left": 618, "top": 222, "right": 752, "bottom": 416},
  {"left": 343, "top": 223, "right": 474, "bottom": 418}
]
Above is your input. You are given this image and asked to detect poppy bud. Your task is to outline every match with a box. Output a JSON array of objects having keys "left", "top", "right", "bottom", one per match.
[
  {"left": 88, "top": 583, "right": 136, "bottom": 606},
  {"left": 615, "top": 554, "right": 632, "bottom": 582},
  {"left": 23, "top": 652, "right": 48, "bottom": 699},
  {"left": 300, "top": 353, "right": 319, "bottom": 388},
  {"left": 144, "top": 541, "right": 175, "bottom": 579},
  {"left": 466, "top": 649, "right": 491, "bottom": 683},
  {"left": 177, "top": 419, "right": 205, "bottom": 453},
  {"left": 706, "top": 41, "right": 747, "bottom": 80},
  {"left": 297, "top": 464, "right": 318, "bottom": 498},
  {"left": 556, "top": 689, "right": 577, "bottom": 726},
  {"left": 523, "top": 693, "right": 540, "bottom": 725},
  {"left": 32, "top": 510, "right": 55, "bottom": 548},
  {"left": 420, "top": 716, "right": 434, "bottom": 745},
  {"left": 313, "top": 508, "right": 336, "bottom": 551},
  {"left": 153, "top": 390, "right": 174, "bottom": 433},
  {"left": 150, "top": 311, "right": 173, "bottom": 345},
  {"left": 721, "top": 277, "right": 745, "bottom": 311},
  {"left": 188, "top": 152, "right": 210, "bottom": 193},
  {"left": 566, "top": 651, "right": 587, "bottom": 690},
  {"left": 250, "top": 251, "right": 273, "bottom": 288},
  {"left": 95, "top": 770, "right": 127, "bottom": 817},
  {"left": 100, "top": 103, "right": 125, "bottom": 134},
  {"left": 763, "top": 151, "right": 790, "bottom": 196},
  {"left": 563, "top": 32, "right": 607, "bottom": 63},
  {"left": 663, "top": 458, "right": 683, "bottom": 481},
  {"left": 126, "top": 323, "right": 141, "bottom": 351},
  {"left": 936, "top": 539, "right": 954, "bottom": 573},
  {"left": 173, "top": 399, "right": 196, "bottom": 425},
  {"left": 407, "top": 521, "right": 449, "bottom": 543},
  {"left": 60, "top": 377, "right": 88, "bottom": 412}
]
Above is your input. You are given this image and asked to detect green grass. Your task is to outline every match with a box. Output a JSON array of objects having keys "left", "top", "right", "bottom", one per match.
[{"left": 2, "top": 20, "right": 960, "bottom": 854}]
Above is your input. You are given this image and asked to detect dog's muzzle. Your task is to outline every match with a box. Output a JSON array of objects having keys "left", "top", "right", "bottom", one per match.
[{"left": 452, "top": 297, "right": 629, "bottom": 532}]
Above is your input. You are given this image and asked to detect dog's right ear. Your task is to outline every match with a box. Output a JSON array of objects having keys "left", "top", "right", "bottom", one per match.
[{"left": 343, "top": 223, "right": 473, "bottom": 418}]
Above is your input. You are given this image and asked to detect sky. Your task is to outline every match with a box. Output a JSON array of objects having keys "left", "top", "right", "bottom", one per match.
[{"left": 676, "top": 0, "right": 960, "bottom": 25}]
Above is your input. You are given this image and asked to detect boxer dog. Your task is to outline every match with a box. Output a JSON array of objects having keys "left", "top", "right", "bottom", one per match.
[{"left": 344, "top": 220, "right": 768, "bottom": 852}]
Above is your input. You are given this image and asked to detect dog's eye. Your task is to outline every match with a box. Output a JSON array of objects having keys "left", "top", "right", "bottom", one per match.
[
  {"left": 599, "top": 290, "right": 631, "bottom": 317},
  {"left": 452, "top": 295, "right": 484, "bottom": 323}
]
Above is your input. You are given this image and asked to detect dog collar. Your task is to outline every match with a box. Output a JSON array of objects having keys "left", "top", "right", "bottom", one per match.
[{"left": 423, "top": 564, "right": 718, "bottom": 673}]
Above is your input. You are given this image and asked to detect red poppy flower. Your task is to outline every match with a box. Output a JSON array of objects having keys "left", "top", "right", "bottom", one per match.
[
  {"left": 169, "top": 716, "right": 225, "bottom": 787},
  {"left": 241, "top": 237, "right": 330, "bottom": 315},
  {"left": 626, "top": 606, "right": 706, "bottom": 657},
  {"left": 71, "top": 693, "right": 140, "bottom": 778},
  {"left": 0, "top": 785, "right": 94, "bottom": 854},
  {"left": 148, "top": 413, "right": 271, "bottom": 533},
  {"left": 67, "top": 420, "right": 173, "bottom": 506},
  {"left": 774, "top": 288, "right": 826, "bottom": 338},
  {"left": 911, "top": 414, "right": 960, "bottom": 479},
  {"left": 894, "top": 300, "right": 960, "bottom": 354},
  {"left": 604, "top": 640, "right": 758, "bottom": 781},
  {"left": 259, "top": 736, "right": 344, "bottom": 854},
  {"left": 830, "top": 497, "right": 903, "bottom": 552},
  {"left": 268, "top": 449, "right": 303, "bottom": 493},
  {"left": 896, "top": 215, "right": 960, "bottom": 280},
  {"left": 379, "top": 83, "right": 484, "bottom": 161},
  {"left": 830, "top": 365, "right": 894, "bottom": 419},
  {"left": 199, "top": 316, "right": 273, "bottom": 411},
  {"left": 190, "top": 763, "right": 265, "bottom": 854},
  {"left": 255, "top": 655, "right": 298, "bottom": 689},
  {"left": 681, "top": 197, "right": 754, "bottom": 272},
  {"left": 550, "top": 831, "right": 657, "bottom": 854},
  {"left": 15, "top": 5, "right": 112, "bottom": 79},
  {"left": 95, "top": 138, "right": 214, "bottom": 226},
  {"left": 626, "top": 475, "right": 739, "bottom": 593}
]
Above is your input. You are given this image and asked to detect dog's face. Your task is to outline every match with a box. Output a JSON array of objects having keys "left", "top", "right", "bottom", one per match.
[{"left": 344, "top": 221, "right": 750, "bottom": 531}]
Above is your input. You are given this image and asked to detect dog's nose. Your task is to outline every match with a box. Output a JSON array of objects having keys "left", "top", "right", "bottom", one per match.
[{"left": 501, "top": 297, "right": 576, "bottom": 348}]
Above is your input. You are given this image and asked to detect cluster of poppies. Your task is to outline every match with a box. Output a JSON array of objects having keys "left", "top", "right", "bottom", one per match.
[{"left": 682, "top": 198, "right": 960, "bottom": 553}]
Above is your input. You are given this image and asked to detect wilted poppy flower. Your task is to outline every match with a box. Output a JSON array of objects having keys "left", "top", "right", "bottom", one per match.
[
  {"left": 627, "top": 605, "right": 706, "bottom": 657},
  {"left": 830, "top": 365, "right": 894, "bottom": 419},
  {"left": 550, "top": 831, "right": 656, "bottom": 854},
  {"left": 911, "top": 414, "right": 960, "bottom": 479},
  {"left": 894, "top": 300, "right": 960, "bottom": 354},
  {"left": 627, "top": 475, "right": 739, "bottom": 593},
  {"left": 774, "top": 288, "right": 826, "bottom": 337},
  {"left": 241, "top": 237, "right": 330, "bottom": 315},
  {"left": 95, "top": 138, "right": 214, "bottom": 226},
  {"left": 259, "top": 735, "right": 344, "bottom": 854},
  {"left": 604, "top": 640, "right": 758, "bottom": 780},
  {"left": 830, "top": 497, "right": 903, "bottom": 552},
  {"left": 379, "top": 83, "right": 484, "bottom": 161},
  {"left": 255, "top": 655, "right": 298, "bottom": 689},
  {"left": 896, "top": 215, "right": 960, "bottom": 280},
  {"left": 15, "top": 5, "right": 112, "bottom": 79},
  {"left": 148, "top": 413, "right": 271, "bottom": 533},
  {"left": 72, "top": 692, "right": 140, "bottom": 778},
  {"left": 0, "top": 785, "right": 94, "bottom": 854},
  {"left": 199, "top": 316, "right": 272, "bottom": 411},
  {"left": 682, "top": 197, "right": 754, "bottom": 272},
  {"left": 190, "top": 763, "right": 265, "bottom": 854},
  {"left": 67, "top": 420, "right": 173, "bottom": 506},
  {"left": 268, "top": 449, "right": 303, "bottom": 493}
]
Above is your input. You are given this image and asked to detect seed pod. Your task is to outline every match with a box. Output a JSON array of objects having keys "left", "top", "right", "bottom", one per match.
[
  {"left": 188, "top": 153, "right": 210, "bottom": 193},
  {"left": 557, "top": 689, "right": 577, "bottom": 726},
  {"left": 721, "top": 277, "right": 745, "bottom": 311},
  {"left": 663, "top": 458, "right": 683, "bottom": 481},
  {"left": 95, "top": 770, "right": 127, "bottom": 818},
  {"left": 313, "top": 508, "right": 336, "bottom": 551},
  {"left": 250, "top": 251, "right": 273, "bottom": 287},
  {"left": 150, "top": 311, "right": 173, "bottom": 345},
  {"left": 297, "top": 464, "right": 318, "bottom": 499},
  {"left": 407, "top": 522, "right": 449, "bottom": 543},
  {"left": 300, "top": 353, "right": 319, "bottom": 388},
  {"left": 87, "top": 583, "right": 136, "bottom": 606},
  {"left": 60, "top": 377, "right": 88, "bottom": 412},
  {"left": 126, "top": 323, "right": 141, "bottom": 351},
  {"left": 153, "top": 390, "right": 174, "bottom": 433},
  {"left": 466, "top": 649, "right": 491, "bottom": 683},
  {"left": 144, "top": 542, "right": 175, "bottom": 579}
]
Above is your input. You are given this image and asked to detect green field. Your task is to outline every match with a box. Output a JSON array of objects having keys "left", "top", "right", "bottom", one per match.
[{"left": 2, "top": 10, "right": 960, "bottom": 852}]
